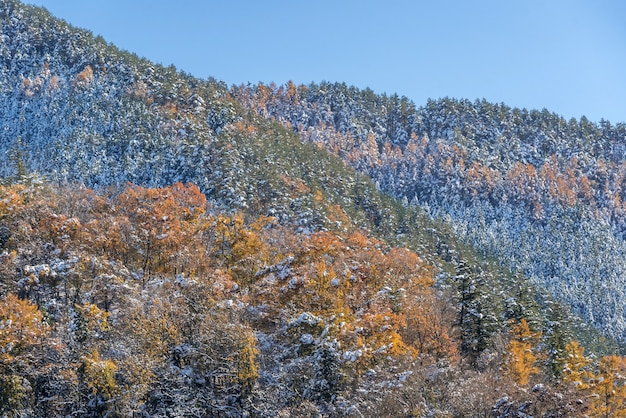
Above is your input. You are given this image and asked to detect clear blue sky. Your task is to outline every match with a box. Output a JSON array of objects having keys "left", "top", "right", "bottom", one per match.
[{"left": 22, "top": 0, "right": 626, "bottom": 124}]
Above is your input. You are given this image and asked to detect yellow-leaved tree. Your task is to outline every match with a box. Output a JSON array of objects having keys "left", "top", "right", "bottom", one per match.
[
  {"left": 112, "top": 183, "right": 208, "bottom": 279},
  {"left": 562, "top": 341, "right": 626, "bottom": 416},
  {"left": 0, "top": 294, "right": 51, "bottom": 412},
  {"left": 587, "top": 355, "right": 626, "bottom": 418},
  {"left": 81, "top": 349, "right": 118, "bottom": 399},
  {"left": 0, "top": 294, "right": 49, "bottom": 364},
  {"left": 0, "top": 184, "right": 25, "bottom": 220},
  {"left": 502, "top": 318, "right": 540, "bottom": 386},
  {"left": 562, "top": 340, "right": 592, "bottom": 390}
]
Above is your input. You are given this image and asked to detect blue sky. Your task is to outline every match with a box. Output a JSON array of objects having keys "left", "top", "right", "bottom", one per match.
[{"left": 23, "top": 0, "right": 626, "bottom": 124}]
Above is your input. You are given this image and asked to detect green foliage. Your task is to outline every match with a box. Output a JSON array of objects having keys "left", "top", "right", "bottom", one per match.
[
  {"left": 454, "top": 260, "right": 495, "bottom": 363},
  {"left": 309, "top": 342, "right": 343, "bottom": 402},
  {"left": 8, "top": 137, "right": 28, "bottom": 182}
]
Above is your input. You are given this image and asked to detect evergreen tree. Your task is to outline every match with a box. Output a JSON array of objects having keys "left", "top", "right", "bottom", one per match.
[
  {"left": 8, "top": 137, "right": 28, "bottom": 182},
  {"left": 309, "top": 341, "right": 343, "bottom": 403},
  {"left": 454, "top": 260, "right": 491, "bottom": 365},
  {"left": 543, "top": 300, "right": 573, "bottom": 379}
]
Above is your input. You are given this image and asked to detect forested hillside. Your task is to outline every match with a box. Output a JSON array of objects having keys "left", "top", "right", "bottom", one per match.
[
  {"left": 2, "top": 180, "right": 624, "bottom": 417},
  {"left": 2, "top": 0, "right": 626, "bottom": 416},
  {"left": 234, "top": 82, "right": 626, "bottom": 341}
]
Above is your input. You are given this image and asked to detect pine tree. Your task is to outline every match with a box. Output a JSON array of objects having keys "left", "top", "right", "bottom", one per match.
[
  {"left": 544, "top": 301, "right": 574, "bottom": 379},
  {"left": 8, "top": 137, "right": 28, "bottom": 182},
  {"left": 310, "top": 341, "right": 343, "bottom": 403},
  {"left": 454, "top": 260, "right": 491, "bottom": 365}
]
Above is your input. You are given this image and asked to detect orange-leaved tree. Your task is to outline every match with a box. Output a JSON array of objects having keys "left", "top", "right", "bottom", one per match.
[
  {"left": 561, "top": 341, "right": 626, "bottom": 416},
  {"left": 112, "top": 183, "right": 208, "bottom": 278},
  {"left": 0, "top": 294, "right": 50, "bottom": 364},
  {"left": 0, "top": 184, "right": 25, "bottom": 221},
  {"left": 212, "top": 213, "right": 273, "bottom": 286}
]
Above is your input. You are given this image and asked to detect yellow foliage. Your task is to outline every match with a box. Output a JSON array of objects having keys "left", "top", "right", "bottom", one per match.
[
  {"left": 81, "top": 350, "right": 118, "bottom": 398},
  {"left": 503, "top": 319, "right": 540, "bottom": 386},
  {"left": 231, "top": 224, "right": 264, "bottom": 262},
  {"left": 213, "top": 213, "right": 271, "bottom": 285},
  {"left": 347, "top": 231, "right": 369, "bottom": 248},
  {"left": 563, "top": 340, "right": 592, "bottom": 390},
  {"left": 126, "top": 300, "right": 181, "bottom": 360},
  {"left": 587, "top": 355, "right": 626, "bottom": 417},
  {"left": 230, "top": 120, "right": 256, "bottom": 134},
  {"left": 327, "top": 204, "right": 351, "bottom": 229},
  {"left": 0, "top": 293, "right": 49, "bottom": 364},
  {"left": 356, "top": 312, "right": 413, "bottom": 358},
  {"left": 236, "top": 331, "right": 259, "bottom": 393},
  {"left": 74, "top": 65, "right": 93, "bottom": 86},
  {"left": 76, "top": 302, "right": 110, "bottom": 334},
  {"left": 0, "top": 185, "right": 25, "bottom": 220},
  {"left": 400, "top": 297, "right": 459, "bottom": 361},
  {"left": 313, "top": 189, "right": 324, "bottom": 203},
  {"left": 280, "top": 174, "right": 311, "bottom": 196},
  {"left": 161, "top": 102, "right": 178, "bottom": 117},
  {"left": 253, "top": 226, "right": 457, "bottom": 367},
  {"left": 112, "top": 183, "right": 208, "bottom": 275}
]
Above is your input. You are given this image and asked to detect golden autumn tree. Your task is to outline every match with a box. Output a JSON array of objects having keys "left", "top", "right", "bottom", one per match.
[
  {"left": 0, "top": 294, "right": 50, "bottom": 364},
  {"left": 0, "top": 294, "right": 51, "bottom": 411},
  {"left": 74, "top": 348, "right": 120, "bottom": 418},
  {"left": 562, "top": 342, "right": 626, "bottom": 416},
  {"left": 400, "top": 294, "right": 458, "bottom": 363},
  {"left": 234, "top": 328, "right": 260, "bottom": 397},
  {"left": 111, "top": 292, "right": 184, "bottom": 415},
  {"left": 72, "top": 302, "right": 110, "bottom": 347},
  {"left": 0, "top": 184, "right": 25, "bottom": 221},
  {"left": 464, "top": 160, "right": 496, "bottom": 198},
  {"left": 299, "top": 231, "right": 416, "bottom": 366},
  {"left": 378, "top": 247, "right": 457, "bottom": 362},
  {"left": 257, "top": 226, "right": 458, "bottom": 370},
  {"left": 587, "top": 355, "right": 626, "bottom": 418},
  {"left": 82, "top": 207, "right": 132, "bottom": 264},
  {"left": 0, "top": 185, "right": 25, "bottom": 275},
  {"left": 503, "top": 318, "right": 541, "bottom": 386},
  {"left": 73, "top": 65, "right": 93, "bottom": 87},
  {"left": 211, "top": 213, "right": 273, "bottom": 286},
  {"left": 562, "top": 340, "right": 592, "bottom": 390},
  {"left": 81, "top": 349, "right": 118, "bottom": 399}
]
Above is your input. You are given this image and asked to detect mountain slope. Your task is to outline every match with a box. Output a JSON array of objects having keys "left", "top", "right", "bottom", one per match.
[
  {"left": 0, "top": 1, "right": 406, "bottom": 237},
  {"left": 2, "top": 0, "right": 605, "bottom": 344},
  {"left": 233, "top": 81, "right": 626, "bottom": 342},
  {"left": 0, "top": 0, "right": 619, "bottom": 355},
  {"left": 1, "top": 1, "right": 625, "bottom": 416}
]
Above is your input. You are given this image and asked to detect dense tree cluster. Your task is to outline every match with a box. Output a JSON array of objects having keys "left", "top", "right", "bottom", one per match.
[
  {"left": 1, "top": 181, "right": 624, "bottom": 416},
  {"left": 234, "top": 81, "right": 626, "bottom": 341}
]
